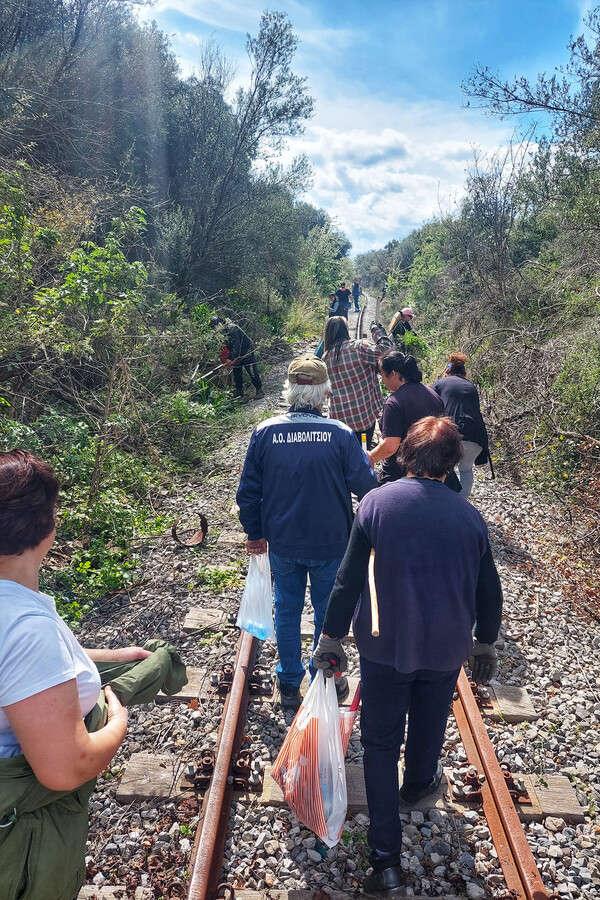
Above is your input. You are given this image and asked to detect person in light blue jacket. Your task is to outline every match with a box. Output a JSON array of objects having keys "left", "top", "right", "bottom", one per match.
[{"left": 237, "top": 354, "right": 377, "bottom": 710}]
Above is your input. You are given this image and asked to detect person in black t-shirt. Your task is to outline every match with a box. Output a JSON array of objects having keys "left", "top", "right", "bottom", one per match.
[
  {"left": 366, "top": 351, "right": 443, "bottom": 483},
  {"left": 334, "top": 283, "right": 352, "bottom": 319}
]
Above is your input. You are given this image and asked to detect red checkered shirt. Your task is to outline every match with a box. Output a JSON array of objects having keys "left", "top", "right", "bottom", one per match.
[{"left": 325, "top": 326, "right": 393, "bottom": 431}]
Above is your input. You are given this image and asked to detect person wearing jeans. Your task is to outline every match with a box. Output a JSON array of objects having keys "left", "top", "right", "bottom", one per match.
[
  {"left": 269, "top": 554, "right": 343, "bottom": 689},
  {"left": 236, "top": 354, "right": 377, "bottom": 711},
  {"left": 314, "top": 416, "right": 502, "bottom": 893}
]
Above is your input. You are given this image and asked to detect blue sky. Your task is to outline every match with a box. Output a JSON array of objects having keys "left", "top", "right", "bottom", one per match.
[{"left": 140, "top": 0, "right": 593, "bottom": 254}]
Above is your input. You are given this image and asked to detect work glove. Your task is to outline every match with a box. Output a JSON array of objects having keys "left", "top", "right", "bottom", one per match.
[
  {"left": 313, "top": 635, "right": 348, "bottom": 677},
  {"left": 468, "top": 640, "right": 499, "bottom": 684}
]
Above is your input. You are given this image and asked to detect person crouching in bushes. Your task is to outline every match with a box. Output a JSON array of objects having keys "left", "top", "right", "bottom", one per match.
[
  {"left": 314, "top": 416, "right": 503, "bottom": 894},
  {"left": 0, "top": 450, "right": 187, "bottom": 900}
]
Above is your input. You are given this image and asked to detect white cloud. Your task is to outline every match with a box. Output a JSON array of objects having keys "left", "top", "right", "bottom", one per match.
[{"left": 283, "top": 93, "right": 514, "bottom": 254}]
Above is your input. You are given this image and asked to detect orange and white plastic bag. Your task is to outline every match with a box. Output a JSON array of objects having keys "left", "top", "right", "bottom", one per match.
[{"left": 271, "top": 672, "right": 354, "bottom": 847}]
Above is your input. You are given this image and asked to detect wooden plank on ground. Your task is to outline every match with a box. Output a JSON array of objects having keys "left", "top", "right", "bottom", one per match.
[
  {"left": 78, "top": 887, "right": 153, "bottom": 899},
  {"left": 518, "top": 774, "right": 586, "bottom": 822},
  {"left": 490, "top": 684, "right": 537, "bottom": 722},
  {"left": 155, "top": 665, "right": 207, "bottom": 703},
  {"left": 116, "top": 752, "right": 191, "bottom": 803},
  {"left": 182, "top": 607, "right": 225, "bottom": 633},
  {"left": 450, "top": 773, "right": 584, "bottom": 822},
  {"left": 258, "top": 766, "right": 583, "bottom": 822},
  {"left": 217, "top": 530, "right": 247, "bottom": 547},
  {"left": 300, "top": 612, "right": 353, "bottom": 641}
]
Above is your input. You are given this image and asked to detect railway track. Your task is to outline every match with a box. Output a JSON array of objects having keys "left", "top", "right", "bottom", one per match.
[{"left": 79, "top": 345, "right": 596, "bottom": 900}]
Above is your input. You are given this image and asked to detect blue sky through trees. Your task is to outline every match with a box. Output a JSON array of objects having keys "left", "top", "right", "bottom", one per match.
[{"left": 140, "top": 0, "right": 593, "bottom": 253}]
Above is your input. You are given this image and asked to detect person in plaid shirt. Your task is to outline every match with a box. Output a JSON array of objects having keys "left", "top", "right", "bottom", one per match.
[{"left": 323, "top": 317, "right": 394, "bottom": 449}]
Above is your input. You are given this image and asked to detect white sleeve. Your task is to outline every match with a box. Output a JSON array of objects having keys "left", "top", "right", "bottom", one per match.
[{"left": 0, "top": 614, "right": 77, "bottom": 707}]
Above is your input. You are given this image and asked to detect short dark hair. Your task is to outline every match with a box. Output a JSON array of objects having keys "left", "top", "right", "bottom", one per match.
[
  {"left": 398, "top": 416, "right": 462, "bottom": 479},
  {"left": 0, "top": 450, "right": 59, "bottom": 555}
]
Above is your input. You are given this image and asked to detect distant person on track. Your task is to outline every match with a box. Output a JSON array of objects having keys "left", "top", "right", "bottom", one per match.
[
  {"left": 236, "top": 355, "right": 377, "bottom": 712},
  {"left": 432, "top": 352, "right": 490, "bottom": 498},
  {"left": 323, "top": 315, "right": 393, "bottom": 449},
  {"left": 334, "top": 282, "right": 352, "bottom": 319},
  {"left": 327, "top": 292, "right": 341, "bottom": 319},
  {"left": 367, "top": 351, "right": 444, "bottom": 483},
  {"left": 209, "top": 315, "right": 263, "bottom": 400},
  {"left": 0, "top": 450, "right": 187, "bottom": 900},
  {"left": 313, "top": 416, "right": 503, "bottom": 894},
  {"left": 352, "top": 279, "right": 362, "bottom": 313}
]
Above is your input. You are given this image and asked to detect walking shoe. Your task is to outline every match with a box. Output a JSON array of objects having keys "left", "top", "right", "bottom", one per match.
[
  {"left": 335, "top": 674, "right": 350, "bottom": 704},
  {"left": 254, "top": 388, "right": 264, "bottom": 399},
  {"left": 233, "top": 391, "right": 244, "bottom": 400},
  {"left": 278, "top": 681, "right": 302, "bottom": 712},
  {"left": 362, "top": 864, "right": 403, "bottom": 895},
  {"left": 399, "top": 761, "right": 444, "bottom": 806}
]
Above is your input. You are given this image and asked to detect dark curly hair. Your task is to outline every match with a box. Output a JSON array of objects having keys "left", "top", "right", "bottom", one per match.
[
  {"left": 447, "top": 352, "right": 467, "bottom": 376},
  {"left": 0, "top": 450, "right": 59, "bottom": 556}
]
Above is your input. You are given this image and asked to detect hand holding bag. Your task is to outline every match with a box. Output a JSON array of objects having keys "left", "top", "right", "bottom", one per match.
[{"left": 236, "top": 553, "right": 275, "bottom": 641}]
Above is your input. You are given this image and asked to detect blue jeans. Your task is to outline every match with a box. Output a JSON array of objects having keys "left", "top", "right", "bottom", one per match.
[
  {"left": 360, "top": 657, "right": 460, "bottom": 861},
  {"left": 269, "top": 553, "right": 343, "bottom": 688}
]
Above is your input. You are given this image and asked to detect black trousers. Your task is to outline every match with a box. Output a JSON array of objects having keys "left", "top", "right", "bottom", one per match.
[
  {"left": 360, "top": 656, "right": 460, "bottom": 863},
  {"left": 233, "top": 355, "right": 261, "bottom": 394}
]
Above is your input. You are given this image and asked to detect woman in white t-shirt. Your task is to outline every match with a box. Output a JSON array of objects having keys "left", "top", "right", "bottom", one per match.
[{"left": 0, "top": 449, "right": 151, "bottom": 896}]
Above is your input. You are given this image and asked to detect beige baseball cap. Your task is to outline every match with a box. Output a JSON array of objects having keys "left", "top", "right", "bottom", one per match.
[{"left": 288, "top": 354, "right": 328, "bottom": 385}]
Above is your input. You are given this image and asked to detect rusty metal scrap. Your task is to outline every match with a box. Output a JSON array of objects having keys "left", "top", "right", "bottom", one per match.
[{"left": 171, "top": 513, "right": 208, "bottom": 546}]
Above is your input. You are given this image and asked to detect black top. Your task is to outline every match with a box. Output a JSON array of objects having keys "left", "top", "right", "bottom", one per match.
[
  {"left": 323, "top": 477, "right": 503, "bottom": 673},
  {"left": 225, "top": 323, "right": 254, "bottom": 360},
  {"left": 379, "top": 382, "right": 444, "bottom": 482},
  {"left": 432, "top": 375, "right": 489, "bottom": 452}
]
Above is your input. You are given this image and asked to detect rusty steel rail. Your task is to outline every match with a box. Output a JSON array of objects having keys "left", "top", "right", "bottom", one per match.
[
  {"left": 187, "top": 631, "right": 258, "bottom": 900},
  {"left": 453, "top": 668, "right": 549, "bottom": 900}
]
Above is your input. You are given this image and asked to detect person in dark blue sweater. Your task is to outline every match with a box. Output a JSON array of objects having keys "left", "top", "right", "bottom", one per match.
[
  {"left": 314, "top": 416, "right": 503, "bottom": 894},
  {"left": 237, "top": 354, "right": 377, "bottom": 710}
]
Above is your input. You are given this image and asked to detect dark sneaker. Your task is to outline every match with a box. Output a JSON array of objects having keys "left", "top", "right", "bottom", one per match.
[
  {"left": 278, "top": 681, "right": 302, "bottom": 711},
  {"left": 399, "top": 761, "right": 444, "bottom": 806},
  {"left": 335, "top": 674, "right": 350, "bottom": 704},
  {"left": 254, "top": 388, "right": 264, "bottom": 399},
  {"left": 363, "top": 864, "right": 403, "bottom": 895},
  {"left": 233, "top": 392, "right": 244, "bottom": 400}
]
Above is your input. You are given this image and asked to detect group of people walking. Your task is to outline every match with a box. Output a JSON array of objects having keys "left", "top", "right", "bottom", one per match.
[
  {"left": 0, "top": 307, "right": 498, "bottom": 898},
  {"left": 237, "top": 325, "right": 500, "bottom": 895},
  {"left": 328, "top": 279, "right": 362, "bottom": 318}
]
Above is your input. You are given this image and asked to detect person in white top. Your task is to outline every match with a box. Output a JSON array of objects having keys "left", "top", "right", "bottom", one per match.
[{"left": 0, "top": 449, "right": 151, "bottom": 784}]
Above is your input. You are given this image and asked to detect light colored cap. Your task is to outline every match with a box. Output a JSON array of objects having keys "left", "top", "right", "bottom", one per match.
[
  {"left": 401, "top": 307, "right": 415, "bottom": 317},
  {"left": 288, "top": 355, "right": 328, "bottom": 385}
]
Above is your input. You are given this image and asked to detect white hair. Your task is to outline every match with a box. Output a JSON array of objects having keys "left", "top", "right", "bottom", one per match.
[{"left": 283, "top": 379, "right": 330, "bottom": 410}]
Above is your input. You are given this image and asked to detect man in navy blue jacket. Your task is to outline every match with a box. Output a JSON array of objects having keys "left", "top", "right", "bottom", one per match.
[
  {"left": 237, "top": 354, "right": 377, "bottom": 710},
  {"left": 313, "top": 416, "right": 502, "bottom": 894}
]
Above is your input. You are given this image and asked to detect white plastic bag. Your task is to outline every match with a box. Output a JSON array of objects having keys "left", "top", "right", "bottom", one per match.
[
  {"left": 271, "top": 671, "right": 347, "bottom": 847},
  {"left": 236, "top": 553, "right": 275, "bottom": 641}
]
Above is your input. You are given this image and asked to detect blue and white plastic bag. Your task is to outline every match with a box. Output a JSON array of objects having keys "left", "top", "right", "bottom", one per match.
[{"left": 236, "top": 553, "right": 275, "bottom": 641}]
